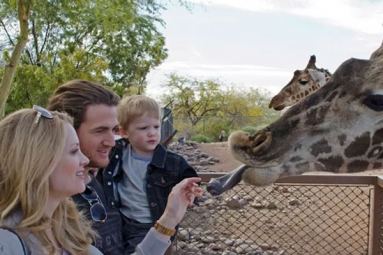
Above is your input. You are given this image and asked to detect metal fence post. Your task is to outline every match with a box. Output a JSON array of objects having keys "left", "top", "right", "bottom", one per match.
[{"left": 370, "top": 176, "right": 383, "bottom": 255}]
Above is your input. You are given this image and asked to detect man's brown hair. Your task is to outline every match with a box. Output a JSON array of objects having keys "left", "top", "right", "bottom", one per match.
[{"left": 47, "top": 79, "right": 120, "bottom": 129}]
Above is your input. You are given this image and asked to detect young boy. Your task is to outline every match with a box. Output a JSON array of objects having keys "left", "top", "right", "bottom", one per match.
[{"left": 108, "top": 95, "right": 199, "bottom": 254}]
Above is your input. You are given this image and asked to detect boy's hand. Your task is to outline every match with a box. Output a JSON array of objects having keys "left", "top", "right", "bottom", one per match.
[{"left": 157, "top": 177, "right": 202, "bottom": 230}]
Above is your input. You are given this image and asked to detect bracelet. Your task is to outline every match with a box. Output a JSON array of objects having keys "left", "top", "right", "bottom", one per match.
[{"left": 154, "top": 221, "right": 176, "bottom": 236}]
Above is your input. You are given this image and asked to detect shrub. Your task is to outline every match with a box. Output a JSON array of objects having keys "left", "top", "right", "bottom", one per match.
[
  {"left": 190, "top": 134, "right": 211, "bottom": 143},
  {"left": 241, "top": 126, "right": 259, "bottom": 134}
]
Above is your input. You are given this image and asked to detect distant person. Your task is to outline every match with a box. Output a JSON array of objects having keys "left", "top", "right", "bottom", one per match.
[
  {"left": 177, "top": 136, "right": 186, "bottom": 145},
  {"left": 106, "top": 95, "right": 200, "bottom": 254},
  {"left": 219, "top": 130, "right": 227, "bottom": 142}
]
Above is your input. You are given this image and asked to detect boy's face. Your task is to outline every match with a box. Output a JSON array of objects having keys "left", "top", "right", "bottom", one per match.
[
  {"left": 121, "top": 115, "right": 161, "bottom": 157},
  {"left": 77, "top": 104, "right": 119, "bottom": 169}
]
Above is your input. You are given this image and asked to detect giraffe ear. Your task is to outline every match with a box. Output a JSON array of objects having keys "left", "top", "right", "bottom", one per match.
[
  {"left": 307, "top": 69, "right": 327, "bottom": 87},
  {"left": 306, "top": 55, "right": 317, "bottom": 69}
]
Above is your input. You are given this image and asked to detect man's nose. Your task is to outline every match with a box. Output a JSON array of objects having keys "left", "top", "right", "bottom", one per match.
[{"left": 103, "top": 132, "right": 116, "bottom": 147}]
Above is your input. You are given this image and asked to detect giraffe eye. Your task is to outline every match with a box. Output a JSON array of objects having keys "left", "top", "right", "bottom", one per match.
[
  {"left": 363, "top": 95, "right": 383, "bottom": 111},
  {"left": 299, "top": 79, "right": 308, "bottom": 85}
]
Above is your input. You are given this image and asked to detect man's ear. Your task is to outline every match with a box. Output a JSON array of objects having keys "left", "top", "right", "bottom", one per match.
[{"left": 307, "top": 69, "right": 327, "bottom": 87}]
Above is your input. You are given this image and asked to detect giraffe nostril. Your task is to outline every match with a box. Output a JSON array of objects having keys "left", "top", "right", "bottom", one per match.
[{"left": 250, "top": 130, "right": 272, "bottom": 156}]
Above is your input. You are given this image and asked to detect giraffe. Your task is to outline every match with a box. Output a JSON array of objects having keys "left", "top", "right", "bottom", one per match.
[
  {"left": 207, "top": 41, "right": 383, "bottom": 196},
  {"left": 268, "top": 55, "right": 332, "bottom": 111}
]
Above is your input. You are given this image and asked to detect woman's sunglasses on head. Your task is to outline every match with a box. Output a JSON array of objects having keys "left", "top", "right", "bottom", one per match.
[{"left": 33, "top": 105, "right": 53, "bottom": 124}]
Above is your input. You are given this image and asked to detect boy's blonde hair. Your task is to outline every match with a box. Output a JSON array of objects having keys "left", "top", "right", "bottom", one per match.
[
  {"left": 118, "top": 95, "right": 161, "bottom": 130},
  {"left": 0, "top": 109, "right": 97, "bottom": 255}
]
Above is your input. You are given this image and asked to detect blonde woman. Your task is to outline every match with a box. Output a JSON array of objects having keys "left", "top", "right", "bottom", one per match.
[{"left": 0, "top": 106, "right": 101, "bottom": 255}]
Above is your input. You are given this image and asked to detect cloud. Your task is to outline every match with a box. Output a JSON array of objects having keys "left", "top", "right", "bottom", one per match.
[
  {"left": 146, "top": 61, "right": 294, "bottom": 100},
  {"left": 155, "top": 61, "right": 292, "bottom": 77},
  {"left": 191, "top": 0, "right": 383, "bottom": 34}
]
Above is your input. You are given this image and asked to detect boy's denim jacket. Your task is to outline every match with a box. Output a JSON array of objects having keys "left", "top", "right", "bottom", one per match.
[{"left": 97, "top": 138, "right": 199, "bottom": 222}]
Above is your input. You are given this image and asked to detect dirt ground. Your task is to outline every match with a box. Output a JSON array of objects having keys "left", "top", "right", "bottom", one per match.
[{"left": 198, "top": 141, "right": 243, "bottom": 172}]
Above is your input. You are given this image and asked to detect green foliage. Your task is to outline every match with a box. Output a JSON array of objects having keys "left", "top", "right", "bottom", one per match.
[
  {"left": 190, "top": 134, "right": 211, "bottom": 143},
  {"left": 0, "top": 0, "right": 187, "bottom": 114},
  {"left": 161, "top": 73, "right": 222, "bottom": 126},
  {"left": 241, "top": 126, "right": 259, "bottom": 135},
  {"left": 160, "top": 74, "right": 281, "bottom": 140}
]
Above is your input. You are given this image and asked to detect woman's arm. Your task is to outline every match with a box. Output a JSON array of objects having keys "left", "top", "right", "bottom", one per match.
[{"left": 132, "top": 177, "right": 202, "bottom": 255}]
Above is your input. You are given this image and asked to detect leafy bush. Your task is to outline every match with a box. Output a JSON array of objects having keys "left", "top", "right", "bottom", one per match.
[
  {"left": 241, "top": 126, "right": 258, "bottom": 134},
  {"left": 190, "top": 134, "right": 211, "bottom": 143}
]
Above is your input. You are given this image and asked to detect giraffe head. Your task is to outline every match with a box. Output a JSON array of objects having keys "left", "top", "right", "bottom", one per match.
[
  {"left": 207, "top": 42, "right": 383, "bottom": 196},
  {"left": 269, "top": 55, "right": 332, "bottom": 111}
]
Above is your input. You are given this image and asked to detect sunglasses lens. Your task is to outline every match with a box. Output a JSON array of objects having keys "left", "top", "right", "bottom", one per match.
[
  {"left": 90, "top": 203, "right": 107, "bottom": 222},
  {"left": 33, "top": 105, "right": 53, "bottom": 119},
  {"left": 81, "top": 187, "right": 98, "bottom": 200}
]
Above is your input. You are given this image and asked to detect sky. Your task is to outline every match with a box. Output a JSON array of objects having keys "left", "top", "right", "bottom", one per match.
[{"left": 145, "top": 0, "right": 383, "bottom": 100}]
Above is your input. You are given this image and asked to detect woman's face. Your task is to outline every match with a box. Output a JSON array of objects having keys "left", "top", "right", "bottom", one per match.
[{"left": 49, "top": 123, "right": 89, "bottom": 200}]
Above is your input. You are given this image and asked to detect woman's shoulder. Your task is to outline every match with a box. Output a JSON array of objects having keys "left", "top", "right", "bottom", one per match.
[
  {"left": 0, "top": 228, "right": 26, "bottom": 254},
  {"left": 89, "top": 244, "right": 103, "bottom": 255}
]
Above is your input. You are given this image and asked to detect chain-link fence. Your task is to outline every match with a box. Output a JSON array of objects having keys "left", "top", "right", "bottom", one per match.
[{"left": 174, "top": 174, "right": 383, "bottom": 255}]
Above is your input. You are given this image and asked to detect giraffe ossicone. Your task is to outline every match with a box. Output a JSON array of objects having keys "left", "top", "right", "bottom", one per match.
[
  {"left": 268, "top": 55, "right": 331, "bottom": 111},
  {"left": 207, "top": 41, "right": 383, "bottom": 196}
]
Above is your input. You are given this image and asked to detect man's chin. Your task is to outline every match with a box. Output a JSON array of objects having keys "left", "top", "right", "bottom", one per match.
[{"left": 88, "top": 159, "right": 110, "bottom": 170}]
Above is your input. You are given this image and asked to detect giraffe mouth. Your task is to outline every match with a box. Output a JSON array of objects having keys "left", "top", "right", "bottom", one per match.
[
  {"left": 268, "top": 96, "right": 286, "bottom": 111},
  {"left": 206, "top": 129, "right": 276, "bottom": 196}
]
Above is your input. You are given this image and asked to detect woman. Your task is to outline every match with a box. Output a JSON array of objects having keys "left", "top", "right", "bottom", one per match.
[
  {"left": 0, "top": 106, "right": 202, "bottom": 255},
  {"left": 0, "top": 106, "right": 100, "bottom": 254}
]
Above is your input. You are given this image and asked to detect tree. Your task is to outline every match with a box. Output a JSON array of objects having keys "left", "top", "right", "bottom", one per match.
[
  {"left": 161, "top": 73, "right": 222, "bottom": 126},
  {"left": 160, "top": 74, "right": 281, "bottom": 140},
  {"left": 0, "top": 0, "right": 31, "bottom": 117},
  {"left": 0, "top": 0, "right": 193, "bottom": 116}
]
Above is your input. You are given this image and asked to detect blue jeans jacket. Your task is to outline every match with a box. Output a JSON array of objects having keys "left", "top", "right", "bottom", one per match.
[{"left": 98, "top": 138, "right": 199, "bottom": 222}]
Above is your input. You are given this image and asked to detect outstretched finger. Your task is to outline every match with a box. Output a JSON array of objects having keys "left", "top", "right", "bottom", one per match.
[{"left": 177, "top": 177, "right": 201, "bottom": 190}]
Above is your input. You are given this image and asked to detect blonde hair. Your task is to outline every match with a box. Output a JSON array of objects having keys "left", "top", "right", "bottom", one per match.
[
  {"left": 0, "top": 109, "right": 96, "bottom": 255},
  {"left": 118, "top": 95, "right": 161, "bottom": 130}
]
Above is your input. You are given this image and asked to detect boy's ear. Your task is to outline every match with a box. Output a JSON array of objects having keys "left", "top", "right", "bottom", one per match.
[{"left": 119, "top": 127, "right": 129, "bottom": 139}]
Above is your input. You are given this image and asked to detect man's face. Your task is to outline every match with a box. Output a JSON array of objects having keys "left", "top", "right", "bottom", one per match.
[{"left": 77, "top": 104, "right": 118, "bottom": 169}]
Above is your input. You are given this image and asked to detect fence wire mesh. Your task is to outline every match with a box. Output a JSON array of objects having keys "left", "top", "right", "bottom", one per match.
[{"left": 175, "top": 183, "right": 372, "bottom": 255}]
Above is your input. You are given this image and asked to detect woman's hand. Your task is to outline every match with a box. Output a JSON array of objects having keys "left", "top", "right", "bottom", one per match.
[{"left": 157, "top": 177, "right": 202, "bottom": 230}]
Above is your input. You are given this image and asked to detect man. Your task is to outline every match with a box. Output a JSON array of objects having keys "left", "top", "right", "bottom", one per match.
[
  {"left": 47, "top": 79, "right": 184, "bottom": 255},
  {"left": 47, "top": 79, "right": 124, "bottom": 254}
]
